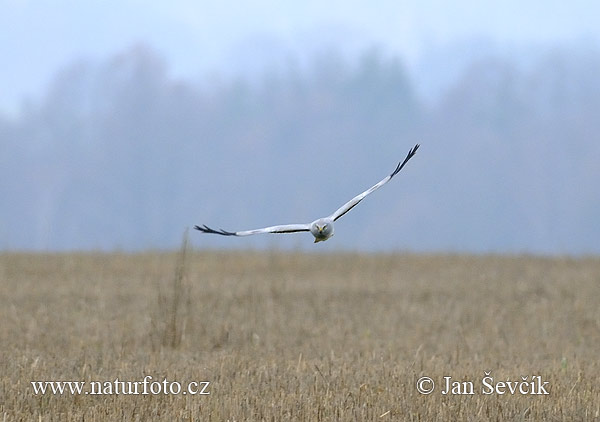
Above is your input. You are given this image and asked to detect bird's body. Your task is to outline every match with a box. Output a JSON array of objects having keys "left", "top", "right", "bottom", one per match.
[{"left": 195, "top": 144, "right": 419, "bottom": 243}]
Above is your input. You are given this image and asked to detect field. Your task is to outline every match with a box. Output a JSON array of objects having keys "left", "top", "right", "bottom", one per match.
[{"left": 1, "top": 246, "right": 599, "bottom": 421}]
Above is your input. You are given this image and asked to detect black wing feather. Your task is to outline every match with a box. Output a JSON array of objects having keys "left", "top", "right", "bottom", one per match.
[
  {"left": 194, "top": 225, "right": 238, "bottom": 236},
  {"left": 390, "top": 144, "right": 419, "bottom": 179}
]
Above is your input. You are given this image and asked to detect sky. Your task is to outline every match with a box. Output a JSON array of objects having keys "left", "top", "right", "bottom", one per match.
[
  {"left": 2, "top": 0, "right": 600, "bottom": 254},
  {"left": 2, "top": 0, "right": 600, "bottom": 115}
]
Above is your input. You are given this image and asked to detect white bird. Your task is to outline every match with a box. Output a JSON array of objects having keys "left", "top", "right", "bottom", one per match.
[{"left": 195, "top": 144, "right": 419, "bottom": 243}]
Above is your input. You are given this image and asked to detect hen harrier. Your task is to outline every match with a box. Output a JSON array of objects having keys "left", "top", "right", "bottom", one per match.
[{"left": 195, "top": 144, "right": 419, "bottom": 243}]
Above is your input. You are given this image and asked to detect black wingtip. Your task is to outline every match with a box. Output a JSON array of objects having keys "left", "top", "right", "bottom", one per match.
[
  {"left": 193, "top": 224, "right": 237, "bottom": 236},
  {"left": 390, "top": 143, "right": 420, "bottom": 178},
  {"left": 406, "top": 143, "right": 420, "bottom": 160}
]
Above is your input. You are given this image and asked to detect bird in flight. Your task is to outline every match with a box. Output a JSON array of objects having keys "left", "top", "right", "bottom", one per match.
[{"left": 195, "top": 144, "right": 419, "bottom": 243}]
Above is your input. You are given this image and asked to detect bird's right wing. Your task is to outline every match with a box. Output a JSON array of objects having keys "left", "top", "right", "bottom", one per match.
[
  {"left": 329, "top": 144, "right": 419, "bottom": 222},
  {"left": 194, "top": 223, "right": 311, "bottom": 237}
]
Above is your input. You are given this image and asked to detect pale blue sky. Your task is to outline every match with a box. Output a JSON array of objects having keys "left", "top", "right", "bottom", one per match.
[{"left": 2, "top": 0, "right": 599, "bottom": 114}]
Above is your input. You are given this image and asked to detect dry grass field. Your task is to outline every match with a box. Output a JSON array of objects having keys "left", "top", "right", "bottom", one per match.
[{"left": 1, "top": 243, "right": 599, "bottom": 421}]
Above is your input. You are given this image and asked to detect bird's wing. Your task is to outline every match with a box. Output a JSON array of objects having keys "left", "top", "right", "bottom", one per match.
[
  {"left": 194, "top": 223, "right": 311, "bottom": 237},
  {"left": 329, "top": 144, "right": 419, "bottom": 222}
]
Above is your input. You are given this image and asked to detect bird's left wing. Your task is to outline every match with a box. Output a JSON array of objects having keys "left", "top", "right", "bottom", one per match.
[
  {"left": 194, "top": 223, "right": 311, "bottom": 237},
  {"left": 329, "top": 144, "right": 419, "bottom": 222}
]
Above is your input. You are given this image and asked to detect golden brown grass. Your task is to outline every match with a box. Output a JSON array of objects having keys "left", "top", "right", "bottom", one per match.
[{"left": 1, "top": 247, "right": 599, "bottom": 421}]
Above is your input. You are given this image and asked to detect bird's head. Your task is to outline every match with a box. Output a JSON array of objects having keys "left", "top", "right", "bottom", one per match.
[{"left": 311, "top": 219, "right": 334, "bottom": 241}]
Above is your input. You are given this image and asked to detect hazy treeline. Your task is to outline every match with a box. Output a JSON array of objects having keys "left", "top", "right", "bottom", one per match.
[{"left": 1, "top": 45, "right": 599, "bottom": 253}]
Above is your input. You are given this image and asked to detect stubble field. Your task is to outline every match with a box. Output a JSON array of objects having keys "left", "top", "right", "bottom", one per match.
[{"left": 1, "top": 247, "right": 599, "bottom": 421}]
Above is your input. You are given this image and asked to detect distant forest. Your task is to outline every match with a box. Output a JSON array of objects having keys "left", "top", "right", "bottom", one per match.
[{"left": 2, "top": 45, "right": 599, "bottom": 253}]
